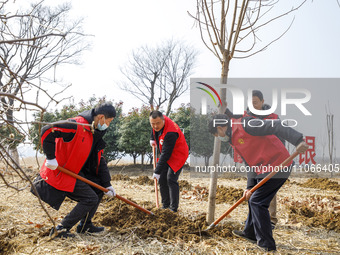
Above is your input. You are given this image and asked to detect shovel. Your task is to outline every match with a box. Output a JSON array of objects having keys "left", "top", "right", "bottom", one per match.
[
  {"left": 56, "top": 166, "right": 154, "bottom": 216},
  {"left": 152, "top": 145, "right": 160, "bottom": 208},
  {"left": 199, "top": 150, "right": 299, "bottom": 234}
]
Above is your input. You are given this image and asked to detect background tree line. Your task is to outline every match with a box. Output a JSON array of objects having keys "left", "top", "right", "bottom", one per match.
[{"left": 29, "top": 96, "right": 231, "bottom": 168}]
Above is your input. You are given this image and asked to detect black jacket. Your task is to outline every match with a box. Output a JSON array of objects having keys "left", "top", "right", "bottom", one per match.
[
  {"left": 32, "top": 109, "right": 111, "bottom": 210},
  {"left": 150, "top": 129, "right": 178, "bottom": 174}
]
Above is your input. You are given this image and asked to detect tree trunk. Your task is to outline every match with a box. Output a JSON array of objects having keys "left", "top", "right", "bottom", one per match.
[
  {"left": 207, "top": 50, "right": 229, "bottom": 224},
  {"left": 327, "top": 114, "right": 334, "bottom": 177},
  {"left": 6, "top": 105, "right": 21, "bottom": 168},
  {"left": 9, "top": 148, "right": 20, "bottom": 166},
  {"left": 205, "top": 156, "right": 210, "bottom": 167}
]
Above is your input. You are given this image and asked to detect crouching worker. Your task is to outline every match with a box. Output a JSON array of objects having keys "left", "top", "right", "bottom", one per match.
[
  {"left": 149, "top": 111, "right": 189, "bottom": 212},
  {"left": 31, "top": 102, "right": 117, "bottom": 238},
  {"left": 209, "top": 114, "right": 308, "bottom": 251}
]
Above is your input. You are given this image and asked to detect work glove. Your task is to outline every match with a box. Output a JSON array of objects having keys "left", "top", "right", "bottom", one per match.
[
  {"left": 153, "top": 173, "right": 160, "bottom": 182},
  {"left": 150, "top": 140, "right": 157, "bottom": 147},
  {"left": 45, "top": 158, "right": 58, "bottom": 170},
  {"left": 104, "top": 186, "right": 116, "bottom": 197}
]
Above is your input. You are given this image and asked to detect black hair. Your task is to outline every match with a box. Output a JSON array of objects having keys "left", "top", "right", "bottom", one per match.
[
  {"left": 94, "top": 102, "right": 116, "bottom": 118},
  {"left": 149, "top": 110, "right": 164, "bottom": 119},
  {"left": 252, "top": 90, "right": 263, "bottom": 101},
  {"left": 208, "top": 114, "right": 229, "bottom": 135}
]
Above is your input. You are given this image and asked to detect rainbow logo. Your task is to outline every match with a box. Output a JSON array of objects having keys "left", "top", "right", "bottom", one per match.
[{"left": 196, "top": 82, "right": 222, "bottom": 107}]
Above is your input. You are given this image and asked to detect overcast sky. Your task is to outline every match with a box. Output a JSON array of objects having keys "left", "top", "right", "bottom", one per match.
[{"left": 25, "top": 0, "right": 340, "bottom": 112}]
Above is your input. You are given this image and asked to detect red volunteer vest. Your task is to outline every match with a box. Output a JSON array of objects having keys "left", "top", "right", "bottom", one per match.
[
  {"left": 231, "top": 121, "right": 292, "bottom": 175},
  {"left": 154, "top": 116, "right": 189, "bottom": 172},
  {"left": 40, "top": 116, "right": 94, "bottom": 192},
  {"left": 232, "top": 112, "right": 280, "bottom": 163}
]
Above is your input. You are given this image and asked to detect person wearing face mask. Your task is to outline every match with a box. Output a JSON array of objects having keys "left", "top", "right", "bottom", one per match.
[
  {"left": 32, "top": 102, "right": 116, "bottom": 238},
  {"left": 208, "top": 114, "right": 308, "bottom": 251}
]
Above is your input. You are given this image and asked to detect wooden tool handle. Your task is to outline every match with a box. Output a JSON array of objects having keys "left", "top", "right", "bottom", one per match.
[
  {"left": 152, "top": 146, "right": 160, "bottom": 208},
  {"left": 212, "top": 151, "right": 299, "bottom": 226},
  {"left": 56, "top": 166, "right": 154, "bottom": 215}
]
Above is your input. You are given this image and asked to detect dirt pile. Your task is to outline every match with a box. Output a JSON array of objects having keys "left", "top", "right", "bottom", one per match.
[
  {"left": 181, "top": 184, "right": 208, "bottom": 201},
  {"left": 285, "top": 195, "right": 340, "bottom": 232},
  {"left": 0, "top": 228, "right": 17, "bottom": 255},
  {"left": 111, "top": 174, "right": 131, "bottom": 181},
  {"left": 111, "top": 174, "right": 195, "bottom": 193},
  {"left": 216, "top": 186, "right": 244, "bottom": 204},
  {"left": 179, "top": 180, "right": 192, "bottom": 191},
  {"left": 95, "top": 198, "right": 239, "bottom": 242},
  {"left": 128, "top": 176, "right": 194, "bottom": 191},
  {"left": 134, "top": 175, "right": 154, "bottom": 186},
  {"left": 298, "top": 178, "right": 340, "bottom": 191},
  {"left": 182, "top": 185, "right": 243, "bottom": 204}
]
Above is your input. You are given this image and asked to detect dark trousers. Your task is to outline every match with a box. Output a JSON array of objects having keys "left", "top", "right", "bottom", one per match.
[
  {"left": 243, "top": 168, "right": 291, "bottom": 250},
  {"left": 159, "top": 166, "right": 182, "bottom": 212},
  {"left": 61, "top": 178, "right": 103, "bottom": 229}
]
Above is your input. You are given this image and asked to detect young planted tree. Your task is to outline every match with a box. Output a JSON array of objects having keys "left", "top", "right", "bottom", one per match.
[
  {"left": 120, "top": 40, "right": 197, "bottom": 115},
  {"left": 190, "top": 0, "right": 308, "bottom": 223}
]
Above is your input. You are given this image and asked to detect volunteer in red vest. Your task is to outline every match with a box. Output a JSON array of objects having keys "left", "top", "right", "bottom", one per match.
[
  {"left": 225, "top": 90, "right": 281, "bottom": 229},
  {"left": 33, "top": 102, "right": 116, "bottom": 238},
  {"left": 149, "top": 110, "right": 189, "bottom": 212},
  {"left": 209, "top": 114, "right": 308, "bottom": 252}
]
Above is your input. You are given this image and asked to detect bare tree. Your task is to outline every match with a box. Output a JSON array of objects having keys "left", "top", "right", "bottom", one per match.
[
  {"left": 326, "top": 103, "right": 335, "bottom": 177},
  {"left": 0, "top": 1, "right": 90, "bottom": 163},
  {"left": 0, "top": 0, "right": 90, "bottom": 227},
  {"left": 319, "top": 129, "right": 327, "bottom": 165},
  {"left": 189, "top": 0, "right": 308, "bottom": 224},
  {"left": 120, "top": 40, "right": 197, "bottom": 115}
]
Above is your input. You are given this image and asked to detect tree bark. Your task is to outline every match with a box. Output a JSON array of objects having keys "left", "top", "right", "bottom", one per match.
[
  {"left": 141, "top": 154, "right": 145, "bottom": 166},
  {"left": 9, "top": 148, "right": 20, "bottom": 166},
  {"left": 207, "top": 50, "right": 229, "bottom": 224}
]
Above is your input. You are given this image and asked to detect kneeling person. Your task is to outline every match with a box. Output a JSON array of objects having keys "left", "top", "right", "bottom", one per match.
[{"left": 32, "top": 103, "right": 117, "bottom": 238}]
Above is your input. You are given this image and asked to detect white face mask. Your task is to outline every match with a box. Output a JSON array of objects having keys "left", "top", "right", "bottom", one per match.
[
  {"left": 97, "top": 117, "right": 108, "bottom": 131},
  {"left": 218, "top": 135, "right": 230, "bottom": 142}
]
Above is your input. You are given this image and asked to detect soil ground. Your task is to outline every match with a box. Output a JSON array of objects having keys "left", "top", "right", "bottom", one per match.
[{"left": 0, "top": 160, "right": 339, "bottom": 255}]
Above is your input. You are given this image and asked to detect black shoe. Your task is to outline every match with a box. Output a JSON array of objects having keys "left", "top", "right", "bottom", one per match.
[
  {"left": 50, "top": 225, "right": 75, "bottom": 238},
  {"left": 257, "top": 244, "right": 276, "bottom": 252},
  {"left": 76, "top": 223, "right": 105, "bottom": 233},
  {"left": 232, "top": 230, "right": 257, "bottom": 244}
]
